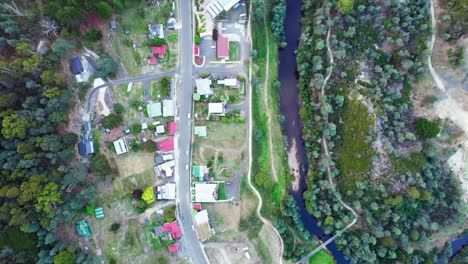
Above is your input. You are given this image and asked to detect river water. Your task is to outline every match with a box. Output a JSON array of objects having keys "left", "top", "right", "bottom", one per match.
[{"left": 277, "top": 0, "right": 349, "bottom": 263}]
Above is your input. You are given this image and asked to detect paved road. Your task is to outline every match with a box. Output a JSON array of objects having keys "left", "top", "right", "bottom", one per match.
[
  {"left": 86, "top": 70, "right": 176, "bottom": 113},
  {"left": 174, "top": 1, "right": 209, "bottom": 264}
]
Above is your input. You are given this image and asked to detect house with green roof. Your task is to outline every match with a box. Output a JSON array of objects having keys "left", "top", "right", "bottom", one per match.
[
  {"left": 94, "top": 207, "right": 104, "bottom": 219},
  {"left": 75, "top": 220, "right": 91, "bottom": 237},
  {"left": 192, "top": 165, "right": 208, "bottom": 181},
  {"left": 147, "top": 102, "right": 162, "bottom": 118}
]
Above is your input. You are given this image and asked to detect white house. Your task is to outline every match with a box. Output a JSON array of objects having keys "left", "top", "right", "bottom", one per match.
[
  {"left": 195, "top": 79, "right": 213, "bottom": 95},
  {"left": 208, "top": 103, "right": 225, "bottom": 115},
  {"left": 194, "top": 183, "right": 218, "bottom": 202},
  {"left": 113, "top": 138, "right": 129, "bottom": 155}
]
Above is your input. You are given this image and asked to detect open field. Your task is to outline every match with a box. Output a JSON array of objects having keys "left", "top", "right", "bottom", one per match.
[
  {"left": 192, "top": 122, "right": 246, "bottom": 180},
  {"left": 309, "top": 250, "right": 335, "bottom": 264}
]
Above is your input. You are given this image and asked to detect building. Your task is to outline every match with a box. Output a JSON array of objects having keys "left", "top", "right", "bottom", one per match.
[
  {"left": 162, "top": 154, "right": 174, "bottom": 161},
  {"left": 193, "top": 165, "right": 209, "bottom": 181},
  {"left": 147, "top": 102, "right": 162, "bottom": 117},
  {"left": 156, "top": 182, "right": 176, "bottom": 200},
  {"left": 166, "top": 17, "right": 176, "bottom": 30},
  {"left": 161, "top": 221, "right": 181, "bottom": 239},
  {"left": 194, "top": 45, "right": 200, "bottom": 56},
  {"left": 193, "top": 210, "right": 215, "bottom": 241},
  {"left": 154, "top": 154, "right": 164, "bottom": 165},
  {"left": 218, "top": 78, "right": 240, "bottom": 88},
  {"left": 113, "top": 138, "right": 129, "bottom": 155},
  {"left": 83, "top": 122, "right": 91, "bottom": 133},
  {"left": 77, "top": 135, "right": 94, "bottom": 156},
  {"left": 69, "top": 57, "right": 83, "bottom": 75},
  {"left": 194, "top": 126, "right": 207, "bottom": 137},
  {"left": 205, "top": 0, "right": 239, "bottom": 18},
  {"left": 158, "top": 159, "right": 175, "bottom": 177},
  {"left": 110, "top": 20, "right": 116, "bottom": 30},
  {"left": 75, "top": 220, "right": 91, "bottom": 237},
  {"left": 94, "top": 207, "right": 104, "bottom": 219},
  {"left": 156, "top": 124, "right": 165, "bottom": 134},
  {"left": 208, "top": 103, "right": 225, "bottom": 115},
  {"left": 194, "top": 183, "right": 218, "bottom": 202},
  {"left": 195, "top": 78, "right": 213, "bottom": 95},
  {"left": 168, "top": 243, "right": 179, "bottom": 253},
  {"left": 148, "top": 24, "right": 164, "bottom": 39},
  {"left": 151, "top": 45, "right": 166, "bottom": 57},
  {"left": 148, "top": 57, "right": 157, "bottom": 65},
  {"left": 163, "top": 100, "right": 175, "bottom": 116},
  {"left": 216, "top": 35, "right": 229, "bottom": 59},
  {"left": 168, "top": 122, "right": 176, "bottom": 135},
  {"left": 157, "top": 138, "right": 174, "bottom": 151},
  {"left": 193, "top": 203, "right": 202, "bottom": 211}
]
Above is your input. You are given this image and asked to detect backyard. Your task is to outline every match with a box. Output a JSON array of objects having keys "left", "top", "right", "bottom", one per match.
[
  {"left": 111, "top": 82, "right": 144, "bottom": 125},
  {"left": 150, "top": 77, "right": 171, "bottom": 100},
  {"left": 107, "top": 1, "right": 178, "bottom": 76},
  {"left": 192, "top": 121, "right": 247, "bottom": 181},
  {"left": 229, "top": 41, "right": 240, "bottom": 61}
]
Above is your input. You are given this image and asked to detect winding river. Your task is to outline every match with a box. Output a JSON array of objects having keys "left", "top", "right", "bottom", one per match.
[{"left": 277, "top": 0, "right": 349, "bottom": 263}]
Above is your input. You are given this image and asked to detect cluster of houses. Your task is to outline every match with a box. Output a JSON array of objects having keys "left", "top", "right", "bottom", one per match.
[
  {"left": 194, "top": 77, "right": 242, "bottom": 118},
  {"left": 146, "top": 15, "right": 177, "bottom": 65},
  {"left": 153, "top": 220, "right": 181, "bottom": 253}
]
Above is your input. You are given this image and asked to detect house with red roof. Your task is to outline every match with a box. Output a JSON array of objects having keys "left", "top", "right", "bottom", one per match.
[
  {"left": 168, "top": 243, "right": 179, "bottom": 253},
  {"left": 157, "top": 138, "right": 174, "bottom": 151},
  {"left": 168, "top": 122, "right": 176, "bottom": 135},
  {"left": 148, "top": 57, "right": 157, "bottom": 65},
  {"left": 193, "top": 203, "right": 202, "bottom": 211},
  {"left": 216, "top": 35, "right": 229, "bottom": 59},
  {"left": 162, "top": 221, "right": 181, "bottom": 239},
  {"left": 151, "top": 45, "right": 166, "bottom": 57}
]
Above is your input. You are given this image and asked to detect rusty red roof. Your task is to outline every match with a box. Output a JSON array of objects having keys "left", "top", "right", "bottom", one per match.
[
  {"left": 216, "top": 35, "right": 229, "bottom": 58},
  {"left": 148, "top": 57, "right": 157, "bottom": 64},
  {"left": 157, "top": 138, "right": 174, "bottom": 151},
  {"left": 168, "top": 122, "right": 176, "bottom": 135},
  {"left": 151, "top": 45, "right": 166, "bottom": 57}
]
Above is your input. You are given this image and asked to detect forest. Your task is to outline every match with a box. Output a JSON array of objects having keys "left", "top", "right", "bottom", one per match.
[
  {"left": 297, "top": 0, "right": 465, "bottom": 263},
  {"left": 0, "top": 1, "right": 126, "bottom": 263}
]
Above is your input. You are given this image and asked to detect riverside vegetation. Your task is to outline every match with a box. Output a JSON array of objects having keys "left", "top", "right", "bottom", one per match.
[{"left": 297, "top": 0, "right": 465, "bottom": 263}]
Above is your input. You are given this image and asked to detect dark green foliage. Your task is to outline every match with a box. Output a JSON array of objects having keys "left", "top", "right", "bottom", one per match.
[
  {"left": 96, "top": 56, "right": 118, "bottom": 78},
  {"left": 113, "top": 103, "right": 124, "bottom": 114},
  {"left": 131, "top": 123, "right": 141, "bottom": 135},
  {"left": 101, "top": 113, "right": 123, "bottom": 129},
  {"left": 82, "top": 204, "right": 94, "bottom": 216},
  {"left": 251, "top": 0, "right": 265, "bottom": 22},
  {"left": 415, "top": 118, "right": 440, "bottom": 139},
  {"left": 439, "top": 0, "right": 466, "bottom": 42},
  {"left": 90, "top": 154, "right": 112, "bottom": 177},
  {"left": 447, "top": 47, "right": 464, "bottom": 66},
  {"left": 110, "top": 223, "right": 120, "bottom": 232},
  {"left": 270, "top": 0, "right": 286, "bottom": 43},
  {"left": 421, "top": 95, "right": 438, "bottom": 107},
  {"left": 53, "top": 247, "right": 76, "bottom": 264},
  {"left": 84, "top": 29, "right": 103, "bottom": 42},
  {"left": 95, "top": 1, "right": 114, "bottom": 19}
]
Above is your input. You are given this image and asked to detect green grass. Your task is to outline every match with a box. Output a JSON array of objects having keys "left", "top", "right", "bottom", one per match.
[
  {"left": 150, "top": 79, "right": 170, "bottom": 100},
  {"left": 229, "top": 41, "right": 240, "bottom": 61},
  {"left": 309, "top": 250, "right": 335, "bottom": 264},
  {"left": 112, "top": 83, "right": 144, "bottom": 125},
  {"left": 218, "top": 182, "right": 227, "bottom": 200},
  {"left": 335, "top": 98, "right": 375, "bottom": 193},
  {"left": 167, "top": 33, "right": 178, "bottom": 44}
]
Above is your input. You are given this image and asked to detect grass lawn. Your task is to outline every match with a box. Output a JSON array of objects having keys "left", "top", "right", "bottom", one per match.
[
  {"left": 218, "top": 182, "right": 227, "bottom": 200},
  {"left": 149, "top": 77, "right": 171, "bottom": 100},
  {"left": 112, "top": 82, "right": 144, "bottom": 125},
  {"left": 167, "top": 33, "right": 178, "bottom": 44},
  {"left": 309, "top": 250, "right": 335, "bottom": 264},
  {"left": 192, "top": 121, "right": 246, "bottom": 179},
  {"left": 213, "top": 83, "right": 244, "bottom": 104},
  {"left": 229, "top": 41, "right": 240, "bottom": 61}
]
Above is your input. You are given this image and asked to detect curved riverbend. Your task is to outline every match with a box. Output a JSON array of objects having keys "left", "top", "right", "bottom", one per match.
[{"left": 278, "top": 1, "right": 349, "bottom": 263}]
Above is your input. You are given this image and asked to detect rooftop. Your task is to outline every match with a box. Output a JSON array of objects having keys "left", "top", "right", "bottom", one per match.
[
  {"left": 151, "top": 45, "right": 166, "bottom": 57},
  {"left": 163, "top": 100, "right": 175, "bottom": 116},
  {"left": 113, "top": 138, "right": 129, "bottom": 155},
  {"left": 157, "top": 182, "right": 176, "bottom": 199},
  {"left": 157, "top": 138, "right": 174, "bottom": 151},
  {"left": 194, "top": 126, "right": 207, "bottom": 137},
  {"left": 208, "top": 103, "right": 225, "bottom": 114},
  {"left": 194, "top": 183, "right": 218, "bottom": 202},
  {"left": 162, "top": 221, "right": 181, "bottom": 239},
  {"left": 218, "top": 78, "right": 239, "bottom": 87},
  {"left": 168, "top": 122, "right": 176, "bottom": 135},
  {"left": 69, "top": 57, "right": 83, "bottom": 75},
  {"left": 168, "top": 243, "right": 179, "bottom": 253},
  {"left": 147, "top": 102, "right": 162, "bottom": 117},
  {"left": 216, "top": 35, "right": 229, "bottom": 58},
  {"left": 195, "top": 79, "right": 213, "bottom": 95},
  {"left": 148, "top": 57, "right": 157, "bottom": 65},
  {"left": 75, "top": 220, "right": 91, "bottom": 237}
]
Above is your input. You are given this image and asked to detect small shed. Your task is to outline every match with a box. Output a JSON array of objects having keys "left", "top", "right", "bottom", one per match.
[
  {"left": 110, "top": 20, "right": 116, "bottom": 30},
  {"left": 147, "top": 102, "right": 162, "bottom": 117},
  {"left": 69, "top": 57, "right": 83, "bottom": 75},
  {"left": 94, "top": 207, "right": 104, "bottom": 219},
  {"left": 75, "top": 220, "right": 91, "bottom": 237},
  {"left": 166, "top": 17, "right": 176, "bottom": 30},
  {"left": 194, "top": 126, "right": 207, "bottom": 137}
]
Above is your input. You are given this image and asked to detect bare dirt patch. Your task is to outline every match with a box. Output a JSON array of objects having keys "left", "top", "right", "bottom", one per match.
[
  {"left": 114, "top": 151, "right": 155, "bottom": 178},
  {"left": 204, "top": 242, "right": 261, "bottom": 264},
  {"left": 259, "top": 224, "right": 282, "bottom": 264},
  {"left": 205, "top": 202, "right": 241, "bottom": 231}
]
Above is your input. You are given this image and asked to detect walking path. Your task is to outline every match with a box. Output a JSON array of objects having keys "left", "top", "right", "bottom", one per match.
[
  {"left": 298, "top": 14, "right": 358, "bottom": 263},
  {"left": 246, "top": 1, "right": 284, "bottom": 262}
]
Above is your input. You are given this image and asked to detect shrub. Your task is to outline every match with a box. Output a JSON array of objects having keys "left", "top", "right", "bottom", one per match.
[
  {"left": 101, "top": 114, "right": 122, "bottom": 129},
  {"left": 131, "top": 123, "right": 141, "bottom": 135},
  {"left": 84, "top": 29, "right": 103, "bottom": 42},
  {"left": 110, "top": 223, "right": 120, "bottom": 232},
  {"left": 141, "top": 187, "right": 155, "bottom": 204},
  {"left": 113, "top": 103, "right": 124, "bottom": 114},
  {"left": 415, "top": 118, "right": 440, "bottom": 139},
  {"left": 194, "top": 35, "right": 201, "bottom": 45},
  {"left": 90, "top": 154, "right": 112, "bottom": 177}
]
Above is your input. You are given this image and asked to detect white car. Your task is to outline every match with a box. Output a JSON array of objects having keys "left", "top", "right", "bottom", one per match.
[
  {"left": 187, "top": 113, "right": 191, "bottom": 119},
  {"left": 191, "top": 225, "right": 195, "bottom": 231},
  {"left": 185, "top": 164, "right": 189, "bottom": 170}
]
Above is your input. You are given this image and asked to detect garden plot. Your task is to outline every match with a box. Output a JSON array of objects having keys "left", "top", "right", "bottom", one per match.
[{"left": 111, "top": 82, "right": 144, "bottom": 125}]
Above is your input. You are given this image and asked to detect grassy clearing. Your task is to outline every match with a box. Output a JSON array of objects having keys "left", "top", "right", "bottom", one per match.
[
  {"left": 309, "top": 250, "right": 335, "bottom": 264},
  {"left": 167, "top": 33, "right": 178, "bottom": 44},
  {"left": 192, "top": 121, "right": 246, "bottom": 180},
  {"left": 335, "top": 98, "right": 375, "bottom": 193},
  {"left": 229, "top": 41, "right": 240, "bottom": 61},
  {"left": 112, "top": 82, "right": 144, "bottom": 125},
  {"left": 218, "top": 182, "right": 227, "bottom": 200},
  {"left": 149, "top": 77, "right": 170, "bottom": 100}
]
